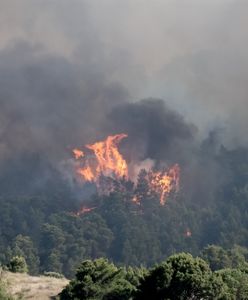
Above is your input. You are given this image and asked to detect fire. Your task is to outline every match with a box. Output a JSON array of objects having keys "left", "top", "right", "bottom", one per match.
[
  {"left": 132, "top": 195, "right": 141, "bottom": 205},
  {"left": 86, "top": 134, "right": 128, "bottom": 178},
  {"left": 72, "top": 134, "right": 180, "bottom": 206},
  {"left": 149, "top": 164, "right": 180, "bottom": 205},
  {"left": 77, "top": 165, "right": 94, "bottom": 182},
  {"left": 184, "top": 229, "right": 192, "bottom": 237},
  {"left": 73, "top": 134, "right": 128, "bottom": 182},
  {"left": 73, "top": 148, "right": 84, "bottom": 160},
  {"left": 72, "top": 206, "right": 97, "bottom": 217}
]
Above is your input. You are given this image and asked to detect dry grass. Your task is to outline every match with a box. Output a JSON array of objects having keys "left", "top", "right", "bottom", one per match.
[{"left": 1, "top": 271, "right": 69, "bottom": 299}]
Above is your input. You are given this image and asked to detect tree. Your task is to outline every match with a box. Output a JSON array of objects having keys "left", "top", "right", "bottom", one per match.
[
  {"left": 201, "top": 245, "right": 248, "bottom": 271},
  {"left": 8, "top": 256, "right": 28, "bottom": 273},
  {"left": 11, "top": 234, "right": 40, "bottom": 275},
  {"left": 217, "top": 268, "right": 248, "bottom": 300},
  {"left": 40, "top": 223, "right": 65, "bottom": 273},
  {"left": 201, "top": 245, "right": 232, "bottom": 271},
  {"left": 136, "top": 253, "right": 227, "bottom": 300},
  {"left": 60, "top": 258, "right": 136, "bottom": 300},
  {"left": 46, "top": 250, "right": 63, "bottom": 274},
  {"left": 135, "top": 261, "right": 173, "bottom": 300}
]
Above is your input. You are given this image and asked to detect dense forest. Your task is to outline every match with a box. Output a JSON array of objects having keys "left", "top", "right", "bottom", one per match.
[
  {"left": 1, "top": 1, "right": 248, "bottom": 299},
  {"left": 0, "top": 143, "right": 248, "bottom": 279},
  {"left": 59, "top": 253, "right": 248, "bottom": 299}
]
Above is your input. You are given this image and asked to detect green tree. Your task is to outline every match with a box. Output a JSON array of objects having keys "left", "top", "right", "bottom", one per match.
[
  {"left": 11, "top": 234, "right": 40, "bottom": 275},
  {"left": 201, "top": 245, "right": 232, "bottom": 271},
  {"left": 228, "top": 246, "right": 248, "bottom": 269},
  {"left": 201, "top": 245, "right": 248, "bottom": 271},
  {"left": 217, "top": 268, "right": 248, "bottom": 300},
  {"left": 40, "top": 223, "right": 65, "bottom": 273},
  {"left": 60, "top": 258, "right": 136, "bottom": 300},
  {"left": 46, "top": 250, "right": 63, "bottom": 273},
  {"left": 136, "top": 253, "right": 227, "bottom": 300},
  {"left": 8, "top": 256, "right": 28, "bottom": 273}
]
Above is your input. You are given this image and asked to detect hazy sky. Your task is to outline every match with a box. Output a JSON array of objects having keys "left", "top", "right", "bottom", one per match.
[{"left": 1, "top": 0, "right": 248, "bottom": 146}]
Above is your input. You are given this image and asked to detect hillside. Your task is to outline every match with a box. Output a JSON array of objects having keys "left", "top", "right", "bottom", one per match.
[
  {"left": 1, "top": 271, "right": 68, "bottom": 300},
  {"left": 0, "top": 143, "right": 248, "bottom": 278}
]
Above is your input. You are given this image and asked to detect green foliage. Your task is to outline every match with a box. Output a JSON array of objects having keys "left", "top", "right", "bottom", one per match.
[
  {"left": 201, "top": 245, "right": 232, "bottom": 271},
  {"left": 60, "top": 258, "right": 137, "bottom": 300},
  {"left": 1, "top": 146, "right": 248, "bottom": 277},
  {"left": 201, "top": 245, "right": 248, "bottom": 271},
  {"left": 10, "top": 235, "right": 40, "bottom": 275},
  {"left": 135, "top": 261, "right": 173, "bottom": 299},
  {"left": 61, "top": 254, "right": 244, "bottom": 300},
  {"left": 136, "top": 253, "right": 227, "bottom": 300},
  {"left": 217, "top": 268, "right": 248, "bottom": 300},
  {"left": 8, "top": 256, "right": 28, "bottom": 273}
]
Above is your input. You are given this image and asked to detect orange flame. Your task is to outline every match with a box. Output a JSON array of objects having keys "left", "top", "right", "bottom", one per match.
[
  {"left": 149, "top": 164, "right": 180, "bottom": 205},
  {"left": 73, "top": 148, "right": 84, "bottom": 160},
  {"left": 74, "top": 134, "right": 128, "bottom": 182},
  {"left": 77, "top": 166, "right": 94, "bottom": 182},
  {"left": 72, "top": 206, "right": 97, "bottom": 217},
  {"left": 72, "top": 134, "right": 180, "bottom": 206}
]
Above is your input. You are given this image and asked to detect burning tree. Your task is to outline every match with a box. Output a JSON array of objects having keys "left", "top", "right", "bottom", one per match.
[{"left": 72, "top": 134, "right": 180, "bottom": 207}]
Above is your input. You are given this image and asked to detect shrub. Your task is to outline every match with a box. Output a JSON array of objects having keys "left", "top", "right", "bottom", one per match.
[{"left": 8, "top": 256, "right": 28, "bottom": 273}]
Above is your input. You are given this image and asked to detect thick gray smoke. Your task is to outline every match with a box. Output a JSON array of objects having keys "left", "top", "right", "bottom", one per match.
[
  {"left": 1, "top": 0, "right": 248, "bottom": 146},
  {"left": 0, "top": 0, "right": 247, "bottom": 199},
  {"left": 0, "top": 42, "right": 128, "bottom": 163},
  {"left": 106, "top": 99, "right": 196, "bottom": 165},
  {"left": 0, "top": 42, "right": 198, "bottom": 197}
]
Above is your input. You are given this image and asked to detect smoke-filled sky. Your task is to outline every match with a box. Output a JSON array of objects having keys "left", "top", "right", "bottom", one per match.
[{"left": 0, "top": 0, "right": 248, "bottom": 166}]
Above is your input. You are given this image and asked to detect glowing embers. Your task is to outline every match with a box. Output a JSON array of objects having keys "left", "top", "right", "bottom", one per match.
[{"left": 71, "top": 206, "right": 97, "bottom": 217}]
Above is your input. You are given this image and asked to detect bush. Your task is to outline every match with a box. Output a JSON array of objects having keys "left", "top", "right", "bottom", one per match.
[
  {"left": 8, "top": 256, "right": 28, "bottom": 273},
  {"left": 60, "top": 258, "right": 137, "bottom": 300}
]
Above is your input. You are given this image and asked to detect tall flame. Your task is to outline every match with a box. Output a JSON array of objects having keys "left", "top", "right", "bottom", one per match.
[
  {"left": 72, "top": 134, "right": 180, "bottom": 206},
  {"left": 149, "top": 164, "right": 180, "bottom": 205},
  {"left": 73, "top": 134, "right": 128, "bottom": 182}
]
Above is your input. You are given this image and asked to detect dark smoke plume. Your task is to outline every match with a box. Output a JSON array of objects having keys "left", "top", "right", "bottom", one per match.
[
  {"left": 0, "top": 42, "right": 128, "bottom": 165},
  {"left": 106, "top": 98, "right": 197, "bottom": 165},
  {"left": 1, "top": 0, "right": 247, "bottom": 203},
  {"left": 0, "top": 41, "right": 225, "bottom": 202}
]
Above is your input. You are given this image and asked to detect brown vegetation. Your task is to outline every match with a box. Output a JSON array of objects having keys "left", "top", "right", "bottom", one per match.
[{"left": 1, "top": 271, "right": 68, "bottom": 299}]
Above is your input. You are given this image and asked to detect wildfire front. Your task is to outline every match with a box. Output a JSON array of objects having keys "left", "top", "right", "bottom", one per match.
[{"left": 72, "top": 134, "right": 180, "bottom": 206}]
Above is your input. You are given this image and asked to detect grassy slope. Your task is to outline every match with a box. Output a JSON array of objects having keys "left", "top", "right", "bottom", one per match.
[{"left": 1, "top": 271, "right": 69, "bottom": 299}]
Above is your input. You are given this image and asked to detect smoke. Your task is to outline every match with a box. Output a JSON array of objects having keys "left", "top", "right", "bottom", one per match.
[
  {"left": 106, "top": 98, "right": 196, "bottom": 165},
  {"left": 0, "top": 42, "right": 129, "bottom": 163},
  {"left": 0, "top": 40, "right": 130, "bottom": 195},
  {"left": 0, "top": 0, "right": 247, "bottom": 200},
  {"left": 0, "top": 0, "right": 247, "bottom": 145}
]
